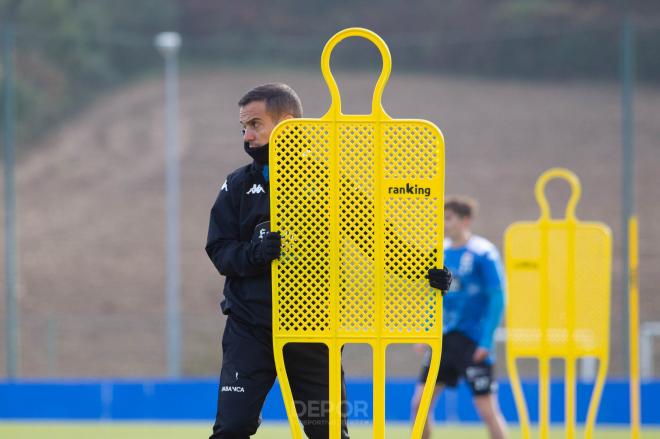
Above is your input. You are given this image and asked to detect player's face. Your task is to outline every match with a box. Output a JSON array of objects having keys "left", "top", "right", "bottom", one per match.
[
  {"left": 444, "top": 209, "right": 470, "bottom": 240},
  {"left": 240, "top": 100, "right": 279, "bottom": 149}
]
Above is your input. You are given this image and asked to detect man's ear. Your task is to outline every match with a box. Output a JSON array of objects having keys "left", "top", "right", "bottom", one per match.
[{"left": 279, "top": 113, "right": 294, "bottom": 122}]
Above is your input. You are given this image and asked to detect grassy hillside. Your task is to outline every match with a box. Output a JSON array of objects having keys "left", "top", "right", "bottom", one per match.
[{"left": 1, "top": 67, "right": 659, "bottom": 377}]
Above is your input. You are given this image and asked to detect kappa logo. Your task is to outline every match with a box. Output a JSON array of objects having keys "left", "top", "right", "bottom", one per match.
[
  {"left": 246, "top": 184, "right": 266, "bottom": 195},
  {"left": 221, "top": 180, "right": 228, "bottom": 192}
]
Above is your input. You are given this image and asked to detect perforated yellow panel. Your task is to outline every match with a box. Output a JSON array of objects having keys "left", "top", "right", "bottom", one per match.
[
  {"left": 338, "top": 123, "right": 375, "bottom": 334},
  {"left": 270, "top": 28, "right": 445, "bottom": 439},
  {"left": 272, "top": 123, "right": 332, "bottom": 334},
  {"left": 504, "top": 168, "right": 612, "bottom": 439},
  {"left": 506, "top": 225, "right": 611, "bottom": 356},
  {"left": 384, "top": 196, "right": 439, "bottom": 334}
]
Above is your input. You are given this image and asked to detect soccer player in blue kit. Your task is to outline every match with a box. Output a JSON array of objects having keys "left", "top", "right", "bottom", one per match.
[{"left": 410, "top": 196, "right": 508, "bottom": 439}]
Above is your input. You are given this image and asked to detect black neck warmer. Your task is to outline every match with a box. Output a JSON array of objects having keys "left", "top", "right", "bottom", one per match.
[{"left": 244, "top": 142, "right": 269, "bottom": 164}]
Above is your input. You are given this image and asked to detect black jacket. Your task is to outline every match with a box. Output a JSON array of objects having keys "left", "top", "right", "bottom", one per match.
[
  {"left": 206, "top": 161, "right": 273, "bottom": 327},
  {"left": 206, "top": 159, "right": 444, "bottom": 328}
]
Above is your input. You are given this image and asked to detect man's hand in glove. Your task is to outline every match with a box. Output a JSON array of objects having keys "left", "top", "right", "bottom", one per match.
[
  {"left": 428, "top": 266, "right": 452, "bottom": 295},
  {"left": 253, "top": 232, "right": 281, "bottom": 264}
]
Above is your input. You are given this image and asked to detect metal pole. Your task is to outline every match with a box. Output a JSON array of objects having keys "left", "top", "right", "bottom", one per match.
[
  {"left": 620, "top": 12, "right": 640, "bottom": 438},
  {"left": 155, "top": 32, "right": 182, "bottom": 377},
  {"left": 620, "top": 14, "right": 635, "bottom": 376},
  {"left": 2, "top": 3, "right": 20, "bottom": 379}
]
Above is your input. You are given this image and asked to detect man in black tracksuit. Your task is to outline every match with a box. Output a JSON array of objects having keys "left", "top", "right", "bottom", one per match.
[{"left": 206, "top": 83, "right": 452, "bottom": 438}]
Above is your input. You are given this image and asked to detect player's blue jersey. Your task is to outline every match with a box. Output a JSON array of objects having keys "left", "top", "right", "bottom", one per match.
[{"left": 443, "top": 235, "right": 505, "bottom": 360}]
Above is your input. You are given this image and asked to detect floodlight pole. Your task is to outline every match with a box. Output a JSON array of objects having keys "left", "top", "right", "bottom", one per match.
[
  {"left": 620, "top": 13, "right": 640, "bottom": 439},
  {"left": 155, "top": 32, "right": 182, "bottom": 377},
  {"left": 620, "top": 15, "right": 635, "bottom": 375},
  {"left": 3, "top": 0, "right": 21, "bottom": 379}
]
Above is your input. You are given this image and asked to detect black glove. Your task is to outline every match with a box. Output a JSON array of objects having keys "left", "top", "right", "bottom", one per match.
[
  {"left": 428, "top": 266, "right": 452, "bottom": 295},
  {"left": 253, "top": 232, "right": 281, "bottom": 265}
]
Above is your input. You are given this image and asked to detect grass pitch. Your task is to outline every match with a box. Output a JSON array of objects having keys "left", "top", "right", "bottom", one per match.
[{"left": 1, "top": 422, "right": 658, "bottom": 438}]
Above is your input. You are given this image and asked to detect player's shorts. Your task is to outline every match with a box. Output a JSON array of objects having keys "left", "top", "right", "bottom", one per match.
[{"left": 418, "top": 331, "right": 497, "bottom": 396}]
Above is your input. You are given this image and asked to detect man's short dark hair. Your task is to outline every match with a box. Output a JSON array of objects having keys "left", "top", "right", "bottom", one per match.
[
  {"left": 445, "top": 196, "right": 478, "bottom": 219},
  {"left": 238, "top": 83, "right": 303, "bottom": 119}
]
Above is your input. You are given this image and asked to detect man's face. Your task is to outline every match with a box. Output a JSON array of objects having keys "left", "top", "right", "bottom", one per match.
[
  {"left": 239, "top": 100, "right": 279, "bottom": 149},
  {"left": 444, "top": 209, "right": 470, "bottom": 241}
]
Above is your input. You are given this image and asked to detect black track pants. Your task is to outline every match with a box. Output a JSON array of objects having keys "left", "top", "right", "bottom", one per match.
[{"left": 210, "top": 317, "right": 350, "bottom": 438}]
